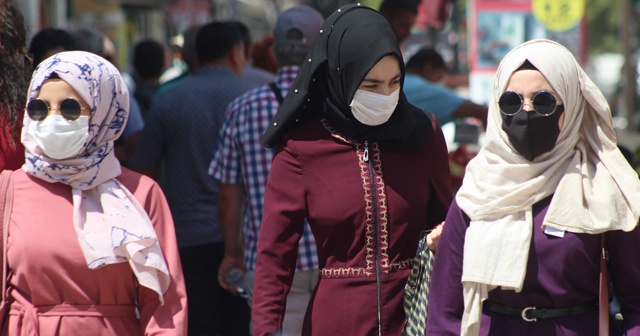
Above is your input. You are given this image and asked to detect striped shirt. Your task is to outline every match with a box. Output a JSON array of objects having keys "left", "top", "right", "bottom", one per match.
[{"left": 209, "top": 66, "right": 318, "bottom": 271}]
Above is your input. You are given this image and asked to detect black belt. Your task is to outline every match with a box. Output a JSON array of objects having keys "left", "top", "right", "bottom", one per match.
[{"left": 483, "top": 300, "right": 598, "bottom": 322}]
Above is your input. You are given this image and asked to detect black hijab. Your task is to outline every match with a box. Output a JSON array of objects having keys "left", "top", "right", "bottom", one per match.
[{"left": 260, "top": 4, "right": 432, "bottom": 151}]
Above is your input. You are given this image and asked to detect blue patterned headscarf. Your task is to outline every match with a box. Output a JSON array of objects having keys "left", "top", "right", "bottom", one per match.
[
  {"left": 22, "top": 51, "right": 126, "bottom": 187},
  {"left": 20, "top": 51, "right": 170, "bottom": 303}
]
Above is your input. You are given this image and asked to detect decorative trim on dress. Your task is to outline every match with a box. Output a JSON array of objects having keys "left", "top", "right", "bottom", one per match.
[
  {"left": 319, "top": 118, "right": 402, "bottom": 279},
  {"left": 320, "top": 259, "right": 414, "bottom": 278}
]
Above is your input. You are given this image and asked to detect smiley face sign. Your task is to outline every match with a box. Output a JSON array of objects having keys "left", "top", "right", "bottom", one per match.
[{"left": 532, "top": 0, "right": 585, "bottom": 32}]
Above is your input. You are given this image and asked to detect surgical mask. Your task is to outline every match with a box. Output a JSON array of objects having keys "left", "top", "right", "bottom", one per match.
[
  {"left": 349, "top": 88, "right": 400, "bottom": 126},
  {"left": 501, "top": 105, "right": 564, "bottom": 161},
  {"left": 28, "top": 115, "right": 90, "bottom": 160}
]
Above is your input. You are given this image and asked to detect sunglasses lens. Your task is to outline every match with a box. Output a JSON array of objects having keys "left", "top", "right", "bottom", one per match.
[
  {"left": 60, "top": 99, "right": 82, "bottom": 121},
  {"left": 498, "top": 91, "right": 522, "bottom": 115},
  {"left": 27, "top": 100, "right": 49, "bottom": 121},
  {"left": 533, "top": 91, "right": 557, "bottom": 115}
]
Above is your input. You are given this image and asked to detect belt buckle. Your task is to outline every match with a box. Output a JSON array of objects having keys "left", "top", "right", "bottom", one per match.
[{"left": 521, "top": 306, "right": 537, "bottom": 322}]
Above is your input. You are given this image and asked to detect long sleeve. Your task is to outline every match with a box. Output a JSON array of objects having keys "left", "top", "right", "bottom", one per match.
[
  {"left": 426, "top": 116, "right": 453, "bottom": 229},
  {"left": 608, "top": 225, "right": 640, "bottom": 335},
  {"left": 252, "top": 140, "right": 306, "bottom": 336},
  {"left": 426, "top": 199, "right": 467, "bottom": 335},
  {"left": 137, "top": 181, "right": 188, "bottom": 335}
]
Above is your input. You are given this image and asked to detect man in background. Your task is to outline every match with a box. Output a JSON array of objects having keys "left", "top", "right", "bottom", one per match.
[
  {"left": 70, "top": 26, "right": 146, "bottom": 166},
  {"left": 230, "top": 21, "right": 275, "bottom": 86},
  {"left": 209, "top": 6, "right": 324, "bottom": 336},
  {"left": 131, "top": 21, "right": 254, "bottom": 335},
  {"left": 132, "top": 39, "right": 165, "bottom": 119},
  {"left": 28, "top": 28, "right": 76, "bottom": 70},
  {"left": 404, "top": 46, "right": 487, "bottom": 126},
  {"left": 379, "top": 0, "right": 419, "bottom": 46},
  {"left": 156, "top": 24, "right": 201, "bottom": 98}
]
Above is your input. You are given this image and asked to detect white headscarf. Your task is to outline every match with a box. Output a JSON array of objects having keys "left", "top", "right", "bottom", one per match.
[
  {"left": 455, "top": 39, "right": 640, "bottom": 335},
  {"left": 21, "top": 51, "right": 170, "bottom": 303}
]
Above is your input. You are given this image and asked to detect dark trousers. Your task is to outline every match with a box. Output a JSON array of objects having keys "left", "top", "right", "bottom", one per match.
[{"left": 179, "top": 242, "right": 251, "bottom": 336}]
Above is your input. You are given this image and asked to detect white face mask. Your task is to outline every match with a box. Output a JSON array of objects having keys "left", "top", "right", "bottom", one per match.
[
  {"left": 28, "top": 115, "right": 90, "bottom": 160},
  {"left": 349, "top": 88, "right": 400, "bottom": 126}
]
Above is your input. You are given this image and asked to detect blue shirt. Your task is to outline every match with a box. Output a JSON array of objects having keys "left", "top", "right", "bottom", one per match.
[
  {"left": 403, "top": 73, "right": 467, "bottom": 126},
  {"left": 209, "top": 66, "right": 318, "bottom": 271},
  {"left": 122, "top": 96, "right": 144, "bottom": 139},
  {"left": 131, "top": 66, "right": 255, "bottom": 248}
]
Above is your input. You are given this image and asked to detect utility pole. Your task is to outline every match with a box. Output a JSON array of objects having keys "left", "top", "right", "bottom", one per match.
[{"left": 620, "top": 0, "right": 636, "bottom": 129}]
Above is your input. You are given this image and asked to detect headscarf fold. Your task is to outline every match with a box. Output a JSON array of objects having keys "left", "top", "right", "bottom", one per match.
[
  {"left": 21, "top": 51, "right": 170, "bottom": 303},
  {"left": 260, "top": 4, "right": 432, "bottom": 151},
  {"left": 455, "top": 39, "right": 640, "bottom": 335}
]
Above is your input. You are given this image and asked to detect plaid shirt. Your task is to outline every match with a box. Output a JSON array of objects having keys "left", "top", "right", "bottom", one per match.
[{"left": 209, "top": 66, "right": 318, "bottom": 271}]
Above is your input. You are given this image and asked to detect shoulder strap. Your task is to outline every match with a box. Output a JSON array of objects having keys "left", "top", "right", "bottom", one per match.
[
  {"left": 0, "top": 170, "right": 13, "bottom": 310},
  {"left": 599, "top": 233, "right": 609, "bottom": 336},
  {"left": 268, "top": 82, "right": 284, "bottom": 105}
]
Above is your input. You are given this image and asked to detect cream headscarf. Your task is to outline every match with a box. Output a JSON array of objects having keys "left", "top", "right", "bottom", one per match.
[
  {"left": 455, "top": 39, "right": 640, "bottom": 335},
  {"left": 21, "top": 51, "right": 170, "bottom": 303}
]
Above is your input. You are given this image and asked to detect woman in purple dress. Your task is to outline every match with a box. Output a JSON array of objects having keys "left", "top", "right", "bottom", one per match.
[{"left": 427, "top": 39, "right": 640, "bottom": 335}]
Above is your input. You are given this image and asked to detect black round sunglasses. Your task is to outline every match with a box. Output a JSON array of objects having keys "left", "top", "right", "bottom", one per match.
[
  {"left": 498, "top": 91, "right": 561, "bottom": 116},
  {"left": 27, "top": 98, "right": 90, "bottom": 122}
]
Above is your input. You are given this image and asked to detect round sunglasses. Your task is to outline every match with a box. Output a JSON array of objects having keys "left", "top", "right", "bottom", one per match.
[
  {"left": 27, "top": 98, "right": 90, "bottom": 122},
  {"left": 498, "top": 91, "right": 560, "bottom": 116}
]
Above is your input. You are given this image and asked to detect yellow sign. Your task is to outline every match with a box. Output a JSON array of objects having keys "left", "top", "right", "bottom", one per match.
[{"left": 532, "top": 0, "right": 585, "bottom": 32}]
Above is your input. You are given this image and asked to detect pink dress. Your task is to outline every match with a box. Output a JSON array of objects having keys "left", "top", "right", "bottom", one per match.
[{"left": 3, "top": 168, "right": 187, "bottom": 335}]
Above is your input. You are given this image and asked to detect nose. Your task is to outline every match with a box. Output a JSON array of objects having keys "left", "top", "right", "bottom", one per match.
[{"left": 522, "top": 99, "right": 535, "bottom": 111}]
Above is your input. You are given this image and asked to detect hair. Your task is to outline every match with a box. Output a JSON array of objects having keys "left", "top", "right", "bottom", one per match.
[
  {"left": 379, "top": 0, "right": 419, "bottom": 16},
  {"left": 71, "top": 27, "right": 105, "bottom": 56},
  {"left": 133, "top": 39, "right": 165, "bottom": 79},
  {"left": 28, "top": 28, "right": 76, "bottom": 68},
  {"left": 273, "top": 42, "right": 309, "bottom": 67},
  {"left": 0, "top": 1, "right": 29, "bottom": 147},
  {"left": 195, "top": 21, "right": 243, "bottom": 64},
  {"left": 406, "top": 47, "right": 446, "bottom": 71},
  {"left": 228, "top": 20, "right": 251, "bottom": 51},
  {"left": 516, "top": 59, "right": 538, "bottom": 71},
  {"left": 181, "top": 25, "right": 201, "bottom": 70}
]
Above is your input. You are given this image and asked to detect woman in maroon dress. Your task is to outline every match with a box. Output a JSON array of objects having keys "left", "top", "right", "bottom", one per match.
[
  {"left": 253, "top": 4, "right": 452, "bottom": 336},
  {"left": 427, "top": 39, "right": 640, "bottom": 335}
]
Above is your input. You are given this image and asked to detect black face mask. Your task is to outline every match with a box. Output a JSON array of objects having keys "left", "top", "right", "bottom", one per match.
[{"left": 501, "top": 105, "right": 565, "bottom": 161}]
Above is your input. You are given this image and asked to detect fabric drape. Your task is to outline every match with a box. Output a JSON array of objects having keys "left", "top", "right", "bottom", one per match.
[
  {"left": 21, "top": 51, "right": 170, "bottom": 302},
  {"left": 455, "top": 39, "right": 640, "bottom": 335}
]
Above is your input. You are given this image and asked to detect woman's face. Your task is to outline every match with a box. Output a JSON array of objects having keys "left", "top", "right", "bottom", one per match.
[
  {"left": 357, "top": 55, "right": 402, "bottom": 96},
  {"left": 35, "top": 78, "right": 92, "bottom": 119},
  {"left": 505, "top": 69, "right": 565, "bottom": 129}
]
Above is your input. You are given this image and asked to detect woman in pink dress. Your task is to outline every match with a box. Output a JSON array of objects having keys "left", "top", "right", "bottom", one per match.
[{"left": 1, "top": 51, "right": 187, "bottom": 335}]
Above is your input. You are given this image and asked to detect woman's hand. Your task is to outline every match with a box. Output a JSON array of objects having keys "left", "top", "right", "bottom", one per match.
[{"left": 426, "top": 222, "right": 444, "bottom": 251}]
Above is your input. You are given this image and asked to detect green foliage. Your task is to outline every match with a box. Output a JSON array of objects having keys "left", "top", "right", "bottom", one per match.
[{"left": 586, "top": 0, "right": 621, "bottom": 55}]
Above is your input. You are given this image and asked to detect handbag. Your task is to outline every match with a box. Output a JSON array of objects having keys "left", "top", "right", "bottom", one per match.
[
  {"left": 402, "top": 231, "right": 434, "bottom": 336},
  {"left": 0, "top": 170, "right": 14, "bottom": 330}
]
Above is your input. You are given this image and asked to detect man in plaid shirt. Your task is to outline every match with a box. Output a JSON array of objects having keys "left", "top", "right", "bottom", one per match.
[{"left": 208, "top": 6, "right": 324, "bottom": 336}]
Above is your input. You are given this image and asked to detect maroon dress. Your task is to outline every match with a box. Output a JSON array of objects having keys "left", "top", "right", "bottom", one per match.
[
  {"left": 252, "top": 117, "right": 452, "bottom": 335},
  {"left": 427, "top": 197, "right": 640, "bottom": 335}
]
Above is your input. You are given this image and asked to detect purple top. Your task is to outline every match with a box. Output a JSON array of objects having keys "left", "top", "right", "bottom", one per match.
[{"left": 427, "top": 196, "right": 640, "bottom": 335}]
